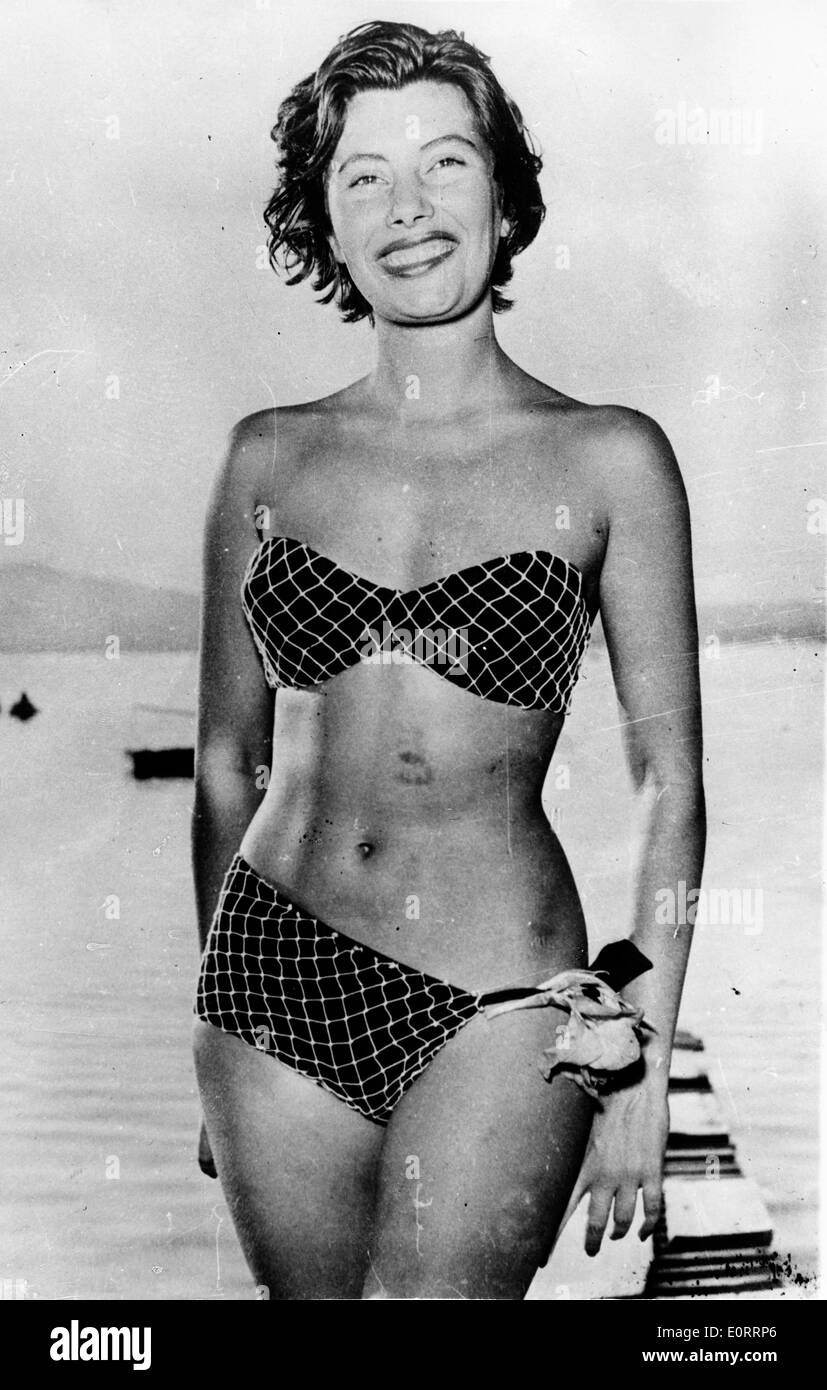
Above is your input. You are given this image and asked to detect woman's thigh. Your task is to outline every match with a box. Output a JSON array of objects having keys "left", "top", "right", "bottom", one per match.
[
  {"left": 365, "top": 1009, "right": 595, "bottom": 1300},
  {"left": 193, "top": 1020, "right": 384, "bottom": 1299}
]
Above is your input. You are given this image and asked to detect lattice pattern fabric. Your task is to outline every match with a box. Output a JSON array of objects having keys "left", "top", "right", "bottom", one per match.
[
  {"left": 241, "top": 536, "right": 591, "bottom": 713},
  {"left": 195, "top": 854, "right": 484, "bottom": 1125}
]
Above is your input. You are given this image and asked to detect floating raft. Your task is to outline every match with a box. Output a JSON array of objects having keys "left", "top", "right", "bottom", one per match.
[
  {"left": 127, "top": 747, "right": 194, "bottom": 780},
  {"left": 527, "top": 1028, "right": 780, "bottom": 1300},
  {"left": 125, "top": 707, "right": 196, "bottom": 781}
]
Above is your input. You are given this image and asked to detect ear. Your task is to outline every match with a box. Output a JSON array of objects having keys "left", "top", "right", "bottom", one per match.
[
  {"left": 322, "top": 177, "right": 344, "bottom": 263},
  {"left": 496, "top": 187, "right": 512, "bottom": 241}
]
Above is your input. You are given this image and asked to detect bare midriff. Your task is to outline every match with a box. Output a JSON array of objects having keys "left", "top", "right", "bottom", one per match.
[{"left": 239, "top": 656, "right": 588, "bottom": 994}]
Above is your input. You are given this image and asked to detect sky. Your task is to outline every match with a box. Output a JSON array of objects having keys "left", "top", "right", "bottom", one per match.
[{"left": 1, "top": 0, "right": 824, "bottom": 606}]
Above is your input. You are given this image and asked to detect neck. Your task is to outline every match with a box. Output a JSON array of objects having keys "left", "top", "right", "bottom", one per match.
[{"left": 366, "top": 296, "right": 514, "bottom": 422}]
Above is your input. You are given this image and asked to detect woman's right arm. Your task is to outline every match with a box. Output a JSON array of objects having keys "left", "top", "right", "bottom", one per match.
[{"left": 192, "top": 416, "right": 275, "bottom": 952}]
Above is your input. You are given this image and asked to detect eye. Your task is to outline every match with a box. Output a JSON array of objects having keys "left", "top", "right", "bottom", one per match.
[
  {"left": 430, "top": 156, "right": 465, "bottom": 172},
  {"left": 349, "top": 172, "right": 384, "bottom": 187}
]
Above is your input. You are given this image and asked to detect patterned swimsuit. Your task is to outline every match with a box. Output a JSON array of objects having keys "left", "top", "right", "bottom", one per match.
[{"left": 195, "top": 535, "right": 594, "bottom": 1125}]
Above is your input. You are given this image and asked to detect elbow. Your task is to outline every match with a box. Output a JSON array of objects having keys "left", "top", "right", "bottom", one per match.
[
  {"left": 659, "top": 781, "right": 707, "bottom": 849},
  {"left": 194, "top": 736, "right": 266, "bottom": 809},
  {"left": 665, "top": 781, "right": 706, "bottom": 841},
  {"left": 638, "top": 763, "right": 706, "bottom": 823}
]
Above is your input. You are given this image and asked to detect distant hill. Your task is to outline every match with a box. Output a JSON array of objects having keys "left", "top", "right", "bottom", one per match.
[
  {"left": 695, "top": 600, "right": 824, "bottom": 645},
  {"left": 590, "top": 598, "right": 824, "bottom": 647},
  {"left": 0, "top": 562, "right": 200, "bottom": 652},
  {"left": 0, "top": 561, "right": 821, "bottom": 653}
]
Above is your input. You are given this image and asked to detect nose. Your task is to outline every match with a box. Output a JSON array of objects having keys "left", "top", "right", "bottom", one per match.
[{"left": 387, "top": 171, "right": 434, "bottom": 227}]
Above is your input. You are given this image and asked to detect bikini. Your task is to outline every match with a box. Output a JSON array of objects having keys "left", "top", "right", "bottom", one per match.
[
  {"left": 239, "top": 535, "right": 592, "bottom": 712},
  {"left": 195, "top": 535, "right": 617, "bottom": 1126}
]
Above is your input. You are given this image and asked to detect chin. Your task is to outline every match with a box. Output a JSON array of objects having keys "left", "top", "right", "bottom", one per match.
[
  {"left": 374, "top": 282, "right": 484, "bottom": 326},
  {"left": 397, "top": 299, "right": 464, "bottom": 324}
]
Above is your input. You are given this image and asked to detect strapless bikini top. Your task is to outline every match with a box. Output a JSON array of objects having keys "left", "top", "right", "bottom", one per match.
[{"left": 241, "top": 536, "right": 591, "bottom": 713}]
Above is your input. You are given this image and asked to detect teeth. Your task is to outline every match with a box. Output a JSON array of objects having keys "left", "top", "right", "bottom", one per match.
[{"left": 382, "top": 239, "right": 455, "bottom": 269}]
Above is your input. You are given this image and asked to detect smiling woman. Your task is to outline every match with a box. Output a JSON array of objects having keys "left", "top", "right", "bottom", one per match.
[
  {"left": 191, "top": 19, "right": 706, "bottom": 1301},
  {"left": 262, "top": 21, "right": 544, "bottom": 321},
  {"left": 325, "top": 84, "right": 506, "bottom": 324}
]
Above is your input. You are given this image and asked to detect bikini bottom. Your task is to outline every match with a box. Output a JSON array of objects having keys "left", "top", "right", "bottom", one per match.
[{"left": 194, "top": 852, "right": 649, "bottom": 1127}]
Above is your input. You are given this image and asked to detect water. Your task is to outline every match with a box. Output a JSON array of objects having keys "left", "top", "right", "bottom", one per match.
[{"left": 0, "top": 640, "right": 820, "bottom": 1298}]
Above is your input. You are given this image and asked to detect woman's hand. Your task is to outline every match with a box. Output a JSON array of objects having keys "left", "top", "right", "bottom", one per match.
[
  {"left": 198, "top": 1119, "right": 218, "bottom": 1179},
  {"left": 566, "top": 1076, "right": 669, "bottom": 1256}
]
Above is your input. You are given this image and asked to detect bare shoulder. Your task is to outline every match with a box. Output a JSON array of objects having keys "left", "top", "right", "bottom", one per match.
[
  {"left": 229, "top": 407, "right": 278, "bottom": 451},
  {"left": 525, "top": 400, "right": 688, "bottom": 536},
  {"left": 226, "top": 387, "right": 362, "bottom": 467},
  {"left": 515, "top": 376, "right": 679, "bottom": 474},
  {"left": 215, "top": 403, "right": 309, "bottom": 500},
  {"left": 213, "top": 388, "right": 367, "bottom": 533},
  {"left": 577, "top": 403, "right": 685, "bottom": 504},
  {"left": 516, "top": 381, "right": 686, "bottom": 510},
  {"left": 213, "top": 409, "right": 273, "bottom": 498}
]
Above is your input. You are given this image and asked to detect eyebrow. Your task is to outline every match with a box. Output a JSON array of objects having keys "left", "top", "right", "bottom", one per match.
[{"left": 335, "top": 133, "right": 480, "bottom": 176}]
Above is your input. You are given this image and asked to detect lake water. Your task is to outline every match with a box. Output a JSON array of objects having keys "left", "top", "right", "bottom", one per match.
[{"left": 0, "top": 639, "right": 820, "bottom": 1298}]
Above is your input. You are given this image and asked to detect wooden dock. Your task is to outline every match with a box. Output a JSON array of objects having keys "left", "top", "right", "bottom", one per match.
[{"left": 528, "top": 1029, "right": 780, "bottom": 1300}]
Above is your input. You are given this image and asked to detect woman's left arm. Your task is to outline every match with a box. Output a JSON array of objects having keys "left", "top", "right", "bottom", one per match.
[{"left": 570, "top": 407, "right": 707, "bottom": 1255}]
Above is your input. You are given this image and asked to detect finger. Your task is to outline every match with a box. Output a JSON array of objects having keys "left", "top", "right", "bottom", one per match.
[
  {"left": 560, "top": 1173, "right": 588, "bottom": 1233},
  {"left": 585, "top": 1187, "right": 615, "bottom": 1258},
  {"left": 610, "top": 1185, "right": 638, "bottom": 1241},
  {"left": 638, "top": 1179, "right": 663, "bottom": 1240}
]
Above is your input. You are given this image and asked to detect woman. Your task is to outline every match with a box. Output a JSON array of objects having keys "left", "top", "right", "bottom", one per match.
[{"left": 192, "top": 19, "right": 706, "bottom": 1300}]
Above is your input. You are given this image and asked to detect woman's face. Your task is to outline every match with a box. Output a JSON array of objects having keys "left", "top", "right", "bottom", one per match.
[{"left": 325, "top": 80, "right": 508, "bottom": 326}]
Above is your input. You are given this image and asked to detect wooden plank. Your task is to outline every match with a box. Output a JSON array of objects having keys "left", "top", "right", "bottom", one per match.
[
  {"left": 669, "top": 1049, "right": 711, "bottom": 1083},
  {"left": 668, "top": 1090, "right": 730, "bottom": 1143},
  {"left": 665, "top": 1141, "right": 738, "bottom": 1162},
  {"left": 664, "top": 1157, "right": 741, "bottom": 1179},
  {"left": 661, "top": 1176, "right": 774, "bottom": 1251},
  {"left": 653, "top": 1251, "right": 778, "bottom": 1273},
  {"left": 653, "top": 1276, "right": 778, "bottom": 1296}
]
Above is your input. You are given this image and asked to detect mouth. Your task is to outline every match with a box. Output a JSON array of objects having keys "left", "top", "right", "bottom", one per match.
[{"left": 377, "top": 235, "right": 458, "bottom": 277}]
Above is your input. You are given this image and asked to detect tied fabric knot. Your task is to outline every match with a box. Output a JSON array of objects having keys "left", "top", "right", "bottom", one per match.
[{"left": 480, "top": 940, "right": 655, "bottom": 1098}]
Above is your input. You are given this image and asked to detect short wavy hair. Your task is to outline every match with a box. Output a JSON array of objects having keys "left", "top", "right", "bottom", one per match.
[{"left": 263, "top": 20, "right": 545, "bottom": 322}]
